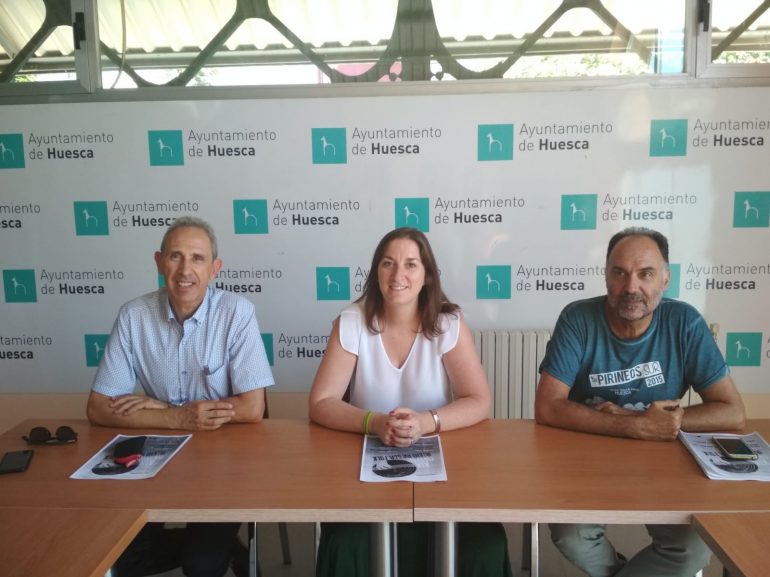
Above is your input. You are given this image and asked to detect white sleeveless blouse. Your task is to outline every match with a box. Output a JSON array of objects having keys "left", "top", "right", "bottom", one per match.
[{"left": 338, "top": 302, "right": 459, "bottom": 413}]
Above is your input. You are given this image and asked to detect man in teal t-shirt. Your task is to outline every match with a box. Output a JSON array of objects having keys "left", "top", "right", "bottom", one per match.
[{"left": 536, "top": 227, "right": 746, "bottom": 577}]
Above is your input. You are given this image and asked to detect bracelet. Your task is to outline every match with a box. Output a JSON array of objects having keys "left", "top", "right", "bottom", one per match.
[
  {"left": 363, "top": 410, "right": 374, "bottom": 435},
  {"left": 429, "top": 409, "right": 441, "bottom": 434}
]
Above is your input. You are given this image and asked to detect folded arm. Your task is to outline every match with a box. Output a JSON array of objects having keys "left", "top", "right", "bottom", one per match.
[
  {"left": 535, "top": 371, "right": 684, "bottom": 441},
  {"left": 535, "top": 370, "right": 746, "bottom": 441},
  {"left": 87, "top": 388, "right": 264, "bottom": 430},
  {"left": 681, "top": 375, "right": 745, "bottom": 432}
]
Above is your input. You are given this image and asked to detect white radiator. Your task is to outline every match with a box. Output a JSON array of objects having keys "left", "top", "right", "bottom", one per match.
[{"left": 473, "top": 330, "right": 551, "bottom": 419}]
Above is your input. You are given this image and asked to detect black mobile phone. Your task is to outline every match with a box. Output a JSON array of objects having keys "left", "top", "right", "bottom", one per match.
[
  {"left": 0, "top": 449, "right": 34, "bottom": 474},
  {"left": 113, "top": 436, "right": 146, "bottom": 469},
  {"left": 712, "top": 437, "right": 758, "bottom": 460}
]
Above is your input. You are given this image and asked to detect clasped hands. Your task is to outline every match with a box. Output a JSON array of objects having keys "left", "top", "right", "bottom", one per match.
[
  {"left": 108, "top": 395, "right": 236, "bottom": 430},
  {"left": 594, "top": 399, "right": 683, "bottom": 440},
  {"left": 372, "top": 407, "right": 432, "bottom": 448}
]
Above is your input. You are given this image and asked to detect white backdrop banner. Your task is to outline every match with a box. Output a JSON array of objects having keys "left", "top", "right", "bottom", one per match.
[{"left": 1, "top": 86, "right": 768, "bottom": 393}]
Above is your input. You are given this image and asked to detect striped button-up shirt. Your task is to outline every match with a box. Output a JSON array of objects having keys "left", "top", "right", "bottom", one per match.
[{"left": 92, "top": 287, "right": 274, "bottom": 404}]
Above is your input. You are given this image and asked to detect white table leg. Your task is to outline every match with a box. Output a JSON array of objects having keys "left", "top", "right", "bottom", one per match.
[
  {"left": 370, "top": 522, "right": 394, "bottom": 577},
  {"left": 434, "top": 521, "right": 456, "bottom": 577}
]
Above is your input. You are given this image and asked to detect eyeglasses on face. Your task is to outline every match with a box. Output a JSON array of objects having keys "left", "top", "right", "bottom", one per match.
[{"left": 22, "top": 426, "right": 78, "bottom": 445}]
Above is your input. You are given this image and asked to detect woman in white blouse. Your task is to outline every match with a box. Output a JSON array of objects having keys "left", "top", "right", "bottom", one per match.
[{"left": 310, "top": 227, "right": 511, "bottom": 577}]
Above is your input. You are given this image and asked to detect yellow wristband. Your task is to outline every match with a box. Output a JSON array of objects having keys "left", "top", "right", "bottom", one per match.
[{"left": 363, "top": 410, "right": 374, "bottom": 435}]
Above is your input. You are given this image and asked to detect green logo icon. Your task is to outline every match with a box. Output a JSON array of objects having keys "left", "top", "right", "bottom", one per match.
[
  {"left": 395, "top": 198, "right": 429, "bottom": 231},
  {"left": 148, "top": 130, "right": 184, "bottom": 166},
  {"left": 73, "top": 201, "right": 109, "bottom": 236},
  {"left": 664, "top": 263, "right": 680, "bottom": 299},
  {"left": 476, "top": 266, "right": 511, "bottom": 299},
  {"left": 261, "top": 333, "right": 274, "bottom": 366},
  {"left": 478, "top": 124, "right": 513, "bottom": 161},
  {"left": 560, "top": 194, "right": 597, "bottom": 230},
  {"left": 649, "top": 119, "right": 687, "bottom": 157},
  {"left": 0, "top": 133, "right": 25, "bottom": 169},
  {"left": 733, "top": 191, "right": 770, "bottom": 228},
  {"left": 233, "top": 200, "right": 268, "bottom": 234},
  {"left": 725, "top": 332, "right": 762, "bottom": 367},
  {"left": 84, "top": 334, "right": 109, "bottom": 367},
  {"left": 312, "top": 128, "right": 347, "bottom": 164},
  {"left": 3, "top": 269, "right": 37, "bottom": 303},
  {"left": 316, "top": 267, "right": 350, "bottom": 300}
]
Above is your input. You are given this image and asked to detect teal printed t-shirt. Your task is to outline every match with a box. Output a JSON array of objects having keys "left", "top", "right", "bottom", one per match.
[{"left": 539, "top": 297, "right": 728, "bottom": 410}]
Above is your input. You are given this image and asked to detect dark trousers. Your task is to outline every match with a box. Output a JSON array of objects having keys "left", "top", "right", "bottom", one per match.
[{"left": 114, "top": 522, "right": 241, "bottom": 577}]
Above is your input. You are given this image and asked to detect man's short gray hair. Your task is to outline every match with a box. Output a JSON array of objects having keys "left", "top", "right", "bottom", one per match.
[
  {"left": 159, "top": 216, "right": 219, "bottom": 259},
  {"left": 606, "top": 227, "right": 669, "bottom": 265}
]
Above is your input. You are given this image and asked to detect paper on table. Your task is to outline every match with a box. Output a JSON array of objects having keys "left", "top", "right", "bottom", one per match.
[
  {"left": 70, "top": 433, "right": 191, "bottom": 480},
  {"left": 360, "top": 435, "right": 447, "bottom": 482},
  {"left": 679, "top": 431, "right": 770, "bottom": 481}
]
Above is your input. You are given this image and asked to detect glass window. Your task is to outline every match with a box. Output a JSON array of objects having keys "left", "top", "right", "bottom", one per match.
[
  {"left": 95, "top": 0, "right": 688, "bottom": 87},
  {"left": 711, "top": 0, "right": 770, "bottom": 64},
  {"left": 0, "top": 0, "right": 77, "bottom": 83},
  {"left": 3, "top": 1, "right": 770, "bottom": 91},
  {"left": 434, "top": 1, "right": 686, "bottom": 79}
]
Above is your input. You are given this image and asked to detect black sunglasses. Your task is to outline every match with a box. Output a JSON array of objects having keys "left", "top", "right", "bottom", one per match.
[{"left": 22, "top": 426, "right": 78, "bottom": 445}]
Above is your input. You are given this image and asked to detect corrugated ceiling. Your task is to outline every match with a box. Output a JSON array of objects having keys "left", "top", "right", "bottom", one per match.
[
  {"left": 0, "top": 1, "right": 766, "bottom": 67},
  {"left": 0, "top": 0, "right": 687, "bottom": 59}
]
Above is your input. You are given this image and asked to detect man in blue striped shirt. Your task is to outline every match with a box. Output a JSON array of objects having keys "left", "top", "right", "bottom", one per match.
[{"left": 88, "top": 216, "right": 274, "bottom": 577}]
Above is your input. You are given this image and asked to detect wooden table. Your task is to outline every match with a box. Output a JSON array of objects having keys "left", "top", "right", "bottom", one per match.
[
  {"left": 0, "top": 507, "right": 146, "bottom": 577},
  {"left": 0, "top": 419, "right": 413, "bottom": 577},
  {"left": 414, "top": 419, "right": 770, "bottom": 577},
  {"left": 416, "top": 419, "right": 770, "bottom": 524},
  {"left": 0, "top": 418, "right": 413, "bottom": 523},
  {"left": 693, "top": 513, "right": 770, "bottom": 577},
  {"left": 5, "top": 418, "right": 770, "bottom": 577}
]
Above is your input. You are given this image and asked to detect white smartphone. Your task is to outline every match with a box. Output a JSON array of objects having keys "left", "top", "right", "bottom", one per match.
[{"left": 712, "top": 437, "right": 757, "bottom": 460}]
